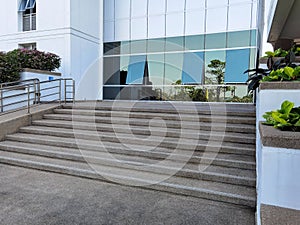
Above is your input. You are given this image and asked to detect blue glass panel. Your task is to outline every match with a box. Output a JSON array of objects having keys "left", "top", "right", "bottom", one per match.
[
  {"left": 251, "top": 30, "right": 257, "bottom": 46},
  {"left": 185, "top": 35, "right": 204, "bottom": 51},
  {"left": 126, "top": 55, "right": 146, "bottom": 84},
  {"left": 182, "top": 52, "right": 204, "bottom": 84},
  {"left": 19, "top": 0, "right": 27, "bottom": 11},
  {"left": 205, "top": 32, "right": 226, "bottom": 49},
  {"left": 227, "top": 30, "right": 251, "bottom": 48},
  {"left": 28, "top": 0, "right": 36, "bottom": 9},
  {"left": 225, "top": 49, "right": 250, "bottom": 83}
]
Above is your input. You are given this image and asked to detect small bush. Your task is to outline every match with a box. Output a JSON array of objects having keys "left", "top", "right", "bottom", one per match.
[{"left": 0, "top": 49, "right": 61, "bottom": 83}]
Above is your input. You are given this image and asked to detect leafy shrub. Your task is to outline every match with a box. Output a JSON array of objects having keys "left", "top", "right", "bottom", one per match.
[
  {"left": 0, "top": 51, "right": 22, "bottom": 83},
  {"left": 264, "top": 48, "right": 289, "bottom": 58},
  {"left": 262, "top": 66, "right": 300, "bottom": 82},
  {"left": 227, "top": 94, "right": 253, "bottom": 103},
  {"left": 0, "top": 49, "right": 61, "bottom": 83},
  {"left": 263, "top": 100, "right": 300, "bottom": 132}
]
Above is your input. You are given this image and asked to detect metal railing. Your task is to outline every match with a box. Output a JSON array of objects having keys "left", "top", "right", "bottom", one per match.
[{"left": 0, "top": 78, "right": 75, "bottom": 114}]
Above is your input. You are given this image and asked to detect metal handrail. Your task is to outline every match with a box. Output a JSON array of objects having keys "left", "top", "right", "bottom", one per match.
[{"left": 0, "top": 78, "right": 75, "bottom": 114}]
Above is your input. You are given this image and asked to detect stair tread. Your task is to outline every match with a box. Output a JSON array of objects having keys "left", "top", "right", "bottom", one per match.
[
  {"left": 20, "top": 125, "right": 255, "bottom": 145},
  {"left": 54, "top": 108, "right": 256, "bottom": 123},
  {"left": 63, "top": 102, "right": 256, "bottom": 116},
  {"left": 43, "top": 114, "right": 256, "bottom": 133},
  {"left": 0, "top": 150, "right": 256, "bottom": 201},
  {"left": 0, "top": 140, "right": 256, "bottom": 180},
  {"left": 32, "top": 119, "right": 256, "bottom": 140},
  {"left": 17, "top": 126, "right": 255, "bottom": 151}
]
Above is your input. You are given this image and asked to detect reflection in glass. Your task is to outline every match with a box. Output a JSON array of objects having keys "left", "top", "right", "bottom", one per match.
[
  {"left": 126, "top": 55, "right": 147, "bottom": 84},
  {"left": 182, "top": 52, "right": 204, "bottom": 84},
  {"left": 205, "top": 51, "right": 226, "bottom": 84},
  {"left": 225, "top": 49, "right": 250, "bottom": 83},
  {"left": 165, "top": 36, "right": 184, "bottom": 52},
  {"left": 185, "top": 35, "right": 204, "bottom": 50},
  {"left": 147, "top": 38, "right": 165, "bottom": 53},
  {"left": 147, "top": 54, "right": 165, "bottom": 85},
  {"left": 205, "top": 32, "right": 227, "bottom": 49},
  {"left": 227, "top": 30, "right": 251, "bottom": 48},
  {"left": 165, "top": 53, "right": 184, "bottom": 85},
  {"left": 131, "top": 40, "right": 147, "bottom": 54}
]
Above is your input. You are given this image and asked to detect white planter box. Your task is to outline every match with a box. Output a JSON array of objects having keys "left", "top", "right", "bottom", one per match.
[
  {"left": 256, "top": 82, "right": 300, "bottom": 225},
  {"left": 20, "top": 68, "right": 61, "bottom": 82}
]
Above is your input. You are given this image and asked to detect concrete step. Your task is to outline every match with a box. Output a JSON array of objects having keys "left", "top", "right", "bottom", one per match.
[
  {"left": 63, "top": 102, "right": 256, "bottom": 117},
  {"left": 15, "top": 127, "right": 255, "bottom": 156},
  {"left": 32, "top": 119, "right": 256, "bottom": 134},
  {"left": 0, "top": 150, "right": 256, "bottom": 208},
  {"left": 0, "top": 141, "right": 255, "bottom": 187},
  {"left": 6, "top": 132, "right": 255, "bottom": 157},
  {"left": 43, "top": 114, "right": 256, "bottom": 134},
  {"left": 31, "top": 120, "right": 255, "bottom": 145},
  {"left": 54, "top": 108, "right": 256, "bottom": 125},
  {"left": 0, "top": 135, "right": 256, "bottom": 170}
]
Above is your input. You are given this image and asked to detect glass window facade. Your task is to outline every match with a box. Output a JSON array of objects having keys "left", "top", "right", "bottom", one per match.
[{"left": 103, "top": 0, "right": 263, "bottom": 101}]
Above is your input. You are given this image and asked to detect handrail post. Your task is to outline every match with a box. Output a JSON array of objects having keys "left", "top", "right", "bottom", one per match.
[
  {"left": 37, "top": 79, "right": 41, "bottom": 104},
  {"left": 64, "top": 79, "right": 67, "bottom": 104},
  {"left": 59, "top": 80, "right": 62, "bottom": 104},
  {"left": 72, "top": 80, "right": 75, "bottom": 104},
  {"left": 27, "top": 85, "right": 30, "bottom": 114},
  {"left": 0, "top": 84, "right": 3, "bottom": 113},
  {"left": 33, "top": 80, "right": 37, "bottom": 104}
]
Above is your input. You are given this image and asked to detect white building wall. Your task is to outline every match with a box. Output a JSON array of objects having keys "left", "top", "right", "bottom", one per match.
[
  {"left": 104, "top": 0, "right": 261, "bottom": 42},
  {"left": 0, "top": 0, "right": 102, "bottom": 100}
]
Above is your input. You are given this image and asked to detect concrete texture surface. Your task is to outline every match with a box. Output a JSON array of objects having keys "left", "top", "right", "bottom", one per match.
[
  {"left": 259, "top": 123, "right": 300, "bottom": 149},
  {"left": 0, "top": 164, "right": 255, "bottom": 225},
  {"left": 261, "top": 204, "right": 300, "bottom": 225},
  {"left": 0, "top": 104, "right": 60, "bottom": 141}
]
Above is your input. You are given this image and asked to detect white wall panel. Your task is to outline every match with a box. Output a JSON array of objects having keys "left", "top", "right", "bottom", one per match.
[
  {"left": 185, "top": 10, "right": 205, "bottom": 35},
  {"left": 206, "top": 7, "right": 228, "bottom": 33},
  {"left": 104, "top": 21, "right": 115, "bottom": 42},
  {"left": 104, "top": 0, "right": 115, "bottom": 21},
  {"left": 148, "top": 15, "right": 165, "bottom": 38},
  {"left": 186, "top": 0, "right": 205, "bottom": 11},
  {"left": 166, "top": 0, "right": 185, "bottom": 13},
  {"left": 207, "top": 0, "right": 228, "bottom": 8},
  {"left": 115, "top": 0, "right": 130, "bottom": 19},
  {"left": 131, "top": 0, "right": 147, "bottom": 17},
  {"left": 148, "top": 0, "right": 166, "bottom": 15},
  {"left": 166, "top": 13, "right": 184, "bottom": 37},
  {"left": 228, "top": 3, "right": 252, "bottom": 31},
  {"left": 131, "top": 17, "right": 147, "bottom": 40},
  {"left": 115, "top": 19, "right": 130, "bottom": 40}
]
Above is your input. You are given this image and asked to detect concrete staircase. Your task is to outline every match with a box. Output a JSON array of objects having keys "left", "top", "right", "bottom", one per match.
[{"left": 0, "top": 101, "right": 256, "bottom": 208}]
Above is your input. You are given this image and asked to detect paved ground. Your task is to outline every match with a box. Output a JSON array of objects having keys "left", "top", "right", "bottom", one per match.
[{"left": 0, "top": 164, "right": 255, "bottom": 225}]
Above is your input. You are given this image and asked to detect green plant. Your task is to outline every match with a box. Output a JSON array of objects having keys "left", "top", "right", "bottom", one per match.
[
  {"left": 263, "top": 100, "right": 300, "bottom": 131},
  {"left": 264, "top": 48, "right": 289, "bottom": 58},
  {"left": 0, "top": 49, "right": 61, "bottom": 84},
  {"left": 227, "top": 94, "right": 253, "bottom": 103},
  {"left": 262, "top": 66, "right": 300, "bottom": 82}
]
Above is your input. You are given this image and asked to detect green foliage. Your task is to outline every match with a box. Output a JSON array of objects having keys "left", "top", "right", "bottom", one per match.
[
  {"left": 262, "top": 66, "right": 300, "bottom": 82},
  {"left": 263, "top": 100, "right": 300, "bottom": 131},
  {"left": 206, "top": 59, "right": 226, "bottom": 84},
  {"left": 0, "top": 49, "right": 61, "bottom": 83},
  {"left": 264, "top": 48, "right": 289, "bottom": 58},
  {"left": 0, "top": 51, "right": 22, "bottom": 83},
  {"left": 227, "top": 94, "right": 253, "bottom": 103}
]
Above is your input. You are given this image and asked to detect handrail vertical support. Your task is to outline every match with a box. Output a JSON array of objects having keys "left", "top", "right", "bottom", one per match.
[
  {"left": 0, "top": 84, "right": 3, "bottom": 113},
  {"left": 27, "top": 85, "right": 30, "bottom": 114},
  {"left": 64, "top": 79, "right": 67, "bottom": 104},
  {"left": 59, "top": 80, "right": 62, "bottom": 104},
  {"left": 73, "top": 80, "right": 75, "bottom": 104}
]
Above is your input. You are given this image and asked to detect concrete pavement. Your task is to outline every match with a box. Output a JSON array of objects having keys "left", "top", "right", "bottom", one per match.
[{"left": 0, "top": 164, "right": 255, "bottom": 225}]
